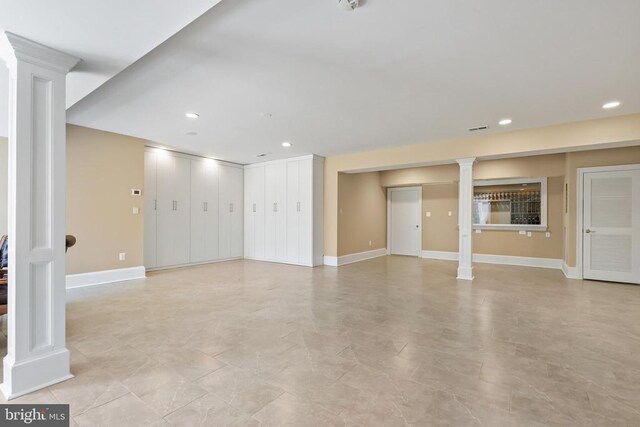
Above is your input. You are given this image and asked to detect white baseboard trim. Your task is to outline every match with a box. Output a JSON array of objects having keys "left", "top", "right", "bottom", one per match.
[
  {"left": 474, "top": 254, "right": 563, "bottom": 269},
  {"left": 562, "top": 262, "right": 581, "bottom": 279},
  {"left": 421, "top": 250, "right": 459, "bottom": 261},
  {"left": 146, "top": 257, "right": 243, "bottom": 273},
  {"left": 324, "top": 248, "right": 387, "bottom": 267},
  {"left": 421, "top": 250, "right": 563, "bottom": 270},
  {"left": 66, "top": 266, "right": 146, "bottom": 289}
]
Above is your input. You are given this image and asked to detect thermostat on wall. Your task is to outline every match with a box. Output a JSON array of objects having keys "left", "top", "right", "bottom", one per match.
[{"left": 131, "top": 189, "right": 142, "bottom": 196}]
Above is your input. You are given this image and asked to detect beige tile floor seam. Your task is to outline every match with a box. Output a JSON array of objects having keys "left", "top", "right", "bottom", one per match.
[{"left": 1, "top": 256, "right": 640, "bottom": 425}]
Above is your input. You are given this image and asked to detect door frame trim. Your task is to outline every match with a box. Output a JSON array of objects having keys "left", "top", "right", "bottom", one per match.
[
  {"left": 576, "top": 163, "right": 640, "bottom": 280},
  {"left": 386, "top": 186, "right": 423, "bottom": 256}
]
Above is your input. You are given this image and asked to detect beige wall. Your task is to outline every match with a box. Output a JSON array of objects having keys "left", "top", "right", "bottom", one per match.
[
  {"left": 0, "top": 137, "right": 7, "bottom": 237},
  {"left": 337, "top": 171, "right": 387, "bottom": 256},
  {"left": 325, "top": 113, "right": 640, "bottom": 257},
  {"left": 564, "top": 146, "right": 640, "bottom": 266},
  {"left": 383, "top": 154, "right": 566, "bottom": 259},
  {"left": 422, "top": 184, "right": 458, "bottom": 252},
  {"left": 66, "top": 125, "right": 146, "bottom": 274}
]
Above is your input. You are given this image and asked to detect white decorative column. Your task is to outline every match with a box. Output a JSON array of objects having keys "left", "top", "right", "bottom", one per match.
[
  {"left": 0, "top": 32, "right": 79, "bottom": 399},
  {"left": 457, "top": 158, "right": 476, "bottom": 280}
]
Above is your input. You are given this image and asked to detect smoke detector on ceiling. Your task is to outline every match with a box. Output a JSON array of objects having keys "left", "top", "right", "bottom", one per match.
[{"left": 338, "top": 0, "right": 359, "bottom": 11}]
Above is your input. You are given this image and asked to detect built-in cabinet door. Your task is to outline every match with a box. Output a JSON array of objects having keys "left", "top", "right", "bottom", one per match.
[
  {"left": 265, "top": 163, "right": 287, "bottom": 261},
  {"left": 285, "top": 159, "right": 313, "bottom": 265},
  {"left": 286, "top": 161, "right": 300, "bottom": 263},
  {"left": 229, "top": 166, "right": 244, "bottom": 258},
  {"left": 173, "top": 157, "right": 192, "bottom": 265},
  {"left": 219, "top": 164, "right": 243, "bottom": 259},
  {"left": 244, "top": 166, "right": 265, "bottom": 259},
  {"left": 298, "top": 159, "right": 314, "bottom": 265},
  {"left": 191, "top": 159, "right": 219, "bottom": 263},
  {"left": 156, "top": 154, "right": 191, "bottom": 267},
  {"left": 156, "top": 153, "right": 174, "bottom": 267},
  {"left": 143, "top": 151, "right": 158, "bottom": 268}
]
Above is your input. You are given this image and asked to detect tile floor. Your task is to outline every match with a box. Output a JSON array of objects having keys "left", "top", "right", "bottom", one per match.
[{"left": 1, "top": 256, "right": 640, "bottom": 426}]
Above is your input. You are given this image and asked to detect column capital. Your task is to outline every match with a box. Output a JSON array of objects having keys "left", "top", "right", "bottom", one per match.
[
  {"left": 0, "top": 31, "right": 80, "bottom": 73},
  {"left": 456, "top": 157, "right": 476, "bottom": 167}
]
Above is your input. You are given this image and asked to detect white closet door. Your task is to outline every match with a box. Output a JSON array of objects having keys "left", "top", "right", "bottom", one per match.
[
  {"left": 206, "top": 162, "right": 220, "bottom": 261},
  {"left": 265, "top": 163, "right": 287, "bottom": 261},
  {"left": 286, "top": 161, "right": 300, "bottom": 263},
  {"left": 173, "top": 156, "right": 191, "bottom": 265},
  {"left": 244, "top": 168, "right": 255, "bottom": 259},
  {"left": 218, "top": 164, "right": 232, "bottom": 259},
  {"left": 245, "top": 166, "right": 265, "bottom": 259},
  {"left": 190, "top": 159, "right": 207, "bottom": 263},
  {"left": 229, "top": 166, "right": 244, "bottom": 258},
  {"left": 156, "top": 153, "right": 175, "bottom": 267},
  {"left": 583, "top": 169, "right": 640, "bottom": 284},
  {"left": 191, "top": 159, "right": 218, "bottom": 263},
  {"left": 298, "top": 159, "right": 314, "bottom": 265},
  {"left": 143, "top": 151, "right": 158, "bottom": 268}
]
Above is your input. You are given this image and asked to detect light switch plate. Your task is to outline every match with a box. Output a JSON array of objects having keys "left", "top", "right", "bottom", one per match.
[
  {"left": 426, "top": 212, "right": 431, "bottom": 217},
  {"left": 119, "top": 253, "right": 126, "bottom": 261},
  {"left": 448, "top": 211, "right": 452, "bottom": 217},
  {"left": 519, "top": 230, "right": 526, "bottom": 235},
  {"left": 475, "top": 229, "right": 482, "bottom": 234},
  {"left": 545, "top": 232, "right": 551, "bottom": 238},
  {"left": 527, "top": 232, "right": 532, "bottom": 237},
  {"left": 132, "top": 207, "right": 139, "bottom": 215}
]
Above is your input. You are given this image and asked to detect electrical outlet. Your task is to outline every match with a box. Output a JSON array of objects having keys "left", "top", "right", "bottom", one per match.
[
  {"left": 448, "top": 211, "right": 452, "bottom": 217},
  {"left": 519, "top": 230, "right": 526, "bottom": 235},
  {"left": 545, "top": 232, "right": 551, "bottom": 238},
  {"left": 426, "top": 211, "right": 431, "bottom": 217},
  {"left": 475, "top": 229, "right": 482, "bottom": 234},
  {"left": 369, "top": 240, "right": 372, "bottom": 247},
  {"left": 132, "top": 207, "right": 139, "bottom": 215},
  {"left": 527, "top": 232, "right": 532, "bottom": 237},
  {"left": 119, "top": 253, "right": 126, "bottom": 261}
]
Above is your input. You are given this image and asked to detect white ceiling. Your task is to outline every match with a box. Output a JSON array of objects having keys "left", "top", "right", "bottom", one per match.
[
  {"left": 0, "top": 0, "right": 223, "bottom": 137},
  {"left": 4, "top": 1, "right": 640, "bottom": 164}
]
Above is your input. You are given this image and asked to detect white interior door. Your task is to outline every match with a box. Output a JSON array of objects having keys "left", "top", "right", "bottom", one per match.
[
  {"left": 389, "top": 187, "right": 422, "bottom": 256},
  {"left": 583, "top": 168, "right": 640, "bottom": 284}
]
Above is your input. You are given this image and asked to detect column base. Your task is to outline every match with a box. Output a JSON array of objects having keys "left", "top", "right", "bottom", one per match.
[
  {"left": 1, "top": 348, "right": 73, "bottom": 400},
  {"left": 457, "top": 266, "right": 474, "bottom": 281}
]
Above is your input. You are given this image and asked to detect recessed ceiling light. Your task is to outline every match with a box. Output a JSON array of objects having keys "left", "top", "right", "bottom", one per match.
[
  {"left": 281, "top": 141, "right": 292, "bottom": 148},
  {"left": 185, "top": 112, "right": 200, "bottom": 119},
  {"left": 498, "top": 119, "right": 512, "bottom": 126},
  {"left": 602, "top": 101, "right": 620, "bottom": 109}
]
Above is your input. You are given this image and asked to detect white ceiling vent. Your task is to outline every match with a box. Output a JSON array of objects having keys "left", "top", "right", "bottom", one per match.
[
  {"left": 468, "top": 125, "right": 489, "bottom": 132},
  {"left": 338, "top": 0, "right": 359, "bottom": 11}
]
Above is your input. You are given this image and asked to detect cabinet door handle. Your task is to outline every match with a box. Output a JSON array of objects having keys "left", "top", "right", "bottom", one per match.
[
  {"left": 297, "top": 201, "right": 300, "bottom": 212},
  {"left": 273, "top": 202, "right": 277, "bottom": 212},
  {"left": 154, "top": 199, "right": 157, "bottom": 211},
  {"left": 253, "top": 203, "right": 256, "bottom": 213},
  {"left": 204, "top": 202, "right": 208, "bottom": 212},
  {"left": 175, "top": 200, "right": 178, "bottom": 211},
  {"left": 229, "top": 203, "right": 233, "bottom": 213}
]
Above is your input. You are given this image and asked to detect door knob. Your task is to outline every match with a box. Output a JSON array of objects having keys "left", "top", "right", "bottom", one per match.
[
  {"left": 415, "top": 225, "right": 420, "bottom": 229},
  {"left": 585, "top": 229, "right": 594, "bottom": 234}
]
